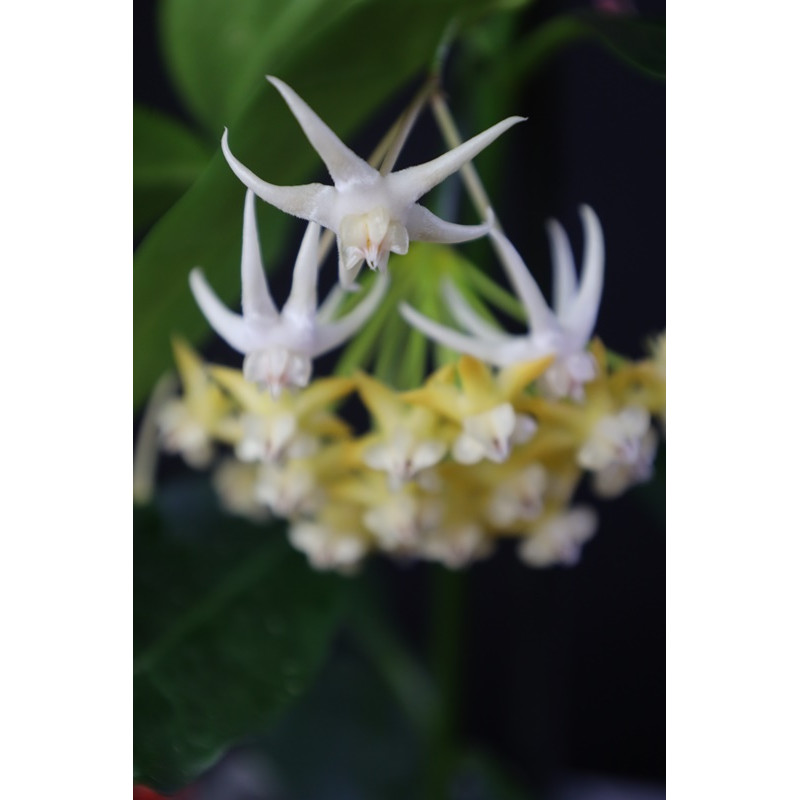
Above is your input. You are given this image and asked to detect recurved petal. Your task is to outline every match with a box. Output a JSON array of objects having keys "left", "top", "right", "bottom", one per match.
[
  {"left": 387, "top": 116, "right": 525, "bottom": 204},
  {"left": 400, "top": 302, "right": 502, "bottom": 365},
  {"left": 267, "top": 76, "right": 377, "bottom": 188},
  {"left": 561, "top": 205, "right": 605, "bottom": 344},
  {"left": 489, "top": 228, "right": 558, "bottom": 335},
  {"left": 314, "top": 272, "right": 390, "bottom": 355},
  {"left": 283, "top": 221, "right": 321, "bottom": 319},
  {"left": 546, "top": 218, "right": 577, "bottom": 318},
  {"left": 240, "top": 190, "right": 279, "bottom": 321},
  {"left": 405, "top": 204, "right": 493, "bottom": 244},
  {"left": 441, "top": 280, "right": 508, "bottom": 342},
  {"left": 189, "top": 268, "right": 254, "bottom": 353},
  {"left": 222, "top": 129, "right": 336, "bottom": 223}
]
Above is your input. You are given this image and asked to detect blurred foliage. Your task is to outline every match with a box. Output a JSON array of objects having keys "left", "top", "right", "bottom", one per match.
[
  {"left": 133, "top": 106, "right": 212, "bottom": 237},
  {"left": 256, "top": 640, "right": 532, "bottom": 799},
  {"left": 133, "top": 479, "right": 351, "bottom": 790}
]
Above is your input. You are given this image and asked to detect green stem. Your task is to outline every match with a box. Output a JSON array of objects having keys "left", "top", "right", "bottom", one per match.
[
  {"left": 374, "top": 307, "right": 408, "bottom": 386},
  {"left": 347, "top": 603, "right": 438, "bottom": 740},
  {"left": 398, "top": 328, "right": 429, "bottom": 390},
  {"left": 425, "top": 567, "right": 467, "bottom": 800},
  {"left": 430, "top": 92, "right": 498, "bottom": 230},
  {"left": 333, "top": 276, "right": 398, "bottom": 376}
]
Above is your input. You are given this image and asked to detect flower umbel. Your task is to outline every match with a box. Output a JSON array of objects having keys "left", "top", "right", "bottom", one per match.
[
  {"left": 143, "top": 77, "right": 665, "bottom": 577},
  {"left": 189, "top": 190, "right": 387, "bottom": 397},
  {"left": 221, "top": 77, "right": 524, "bottom": 287}
]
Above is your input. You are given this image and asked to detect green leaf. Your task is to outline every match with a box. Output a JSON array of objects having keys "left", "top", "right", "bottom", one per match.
[
  {"left": 159, "top": 0, "right": 367, "bottom": 136},
  {"left": 133, "top": 106, "right": 212, "bottom": 237},
  {"left": 261, "top": 643, "right": 426, "bottom": 798},
  {"left": 135, "top": 0, "right": 522, "bottom": 408},
  {"left": 133, "top": 480, "right": 351, "bottom": 791}
]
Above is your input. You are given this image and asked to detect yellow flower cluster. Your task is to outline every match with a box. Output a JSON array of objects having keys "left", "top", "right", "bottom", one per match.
[{"left": 156, "top": 333, "right": 665, "bottom": 573}]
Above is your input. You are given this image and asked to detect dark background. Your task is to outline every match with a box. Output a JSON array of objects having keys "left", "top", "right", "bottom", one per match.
[{"left": 135, "top": 0, "right": 665, "bottom": 793}]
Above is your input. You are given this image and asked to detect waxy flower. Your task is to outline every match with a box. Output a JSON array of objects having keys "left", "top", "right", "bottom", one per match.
[
  {"left": 221, "top": 77, "right": 524, "bottom": 286},
  {"left": 517, "top": 506, "right": 598, "bottom": 567},
  {"left": 210, "top": 366, "right": 354, "bottom": 464},
  {"left": 577, "top": 405, "right": 658, "bottom": 498},
  {"left": 156, "top": 338, "right": 231, "bottom": 468},
  {"left": 354, "top": 371, "right": 448, "bottom": 488},
  {"left": 289, "top": 503, "right": 370, "bottom": 572},
  {"left": 403, "top": 355, "right": 550, "bottom": 465},
  {"left": 401, "top": 205, "right": 605, "bottom": 400},
  {"left": 212, "top": 458, "right": 271, "bottom": 522},
  {"left": 190, "top": 190, "right": 387, "bottom": 396}
]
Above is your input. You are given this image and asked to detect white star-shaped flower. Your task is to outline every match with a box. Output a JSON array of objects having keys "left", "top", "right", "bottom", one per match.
[
  {"left": 221, "top": 77, "right": 524, "bottom": 287},
  {"left": 401, "top": 205, "right": 605, "bottom": 401},
  {"left": 189, "top": 190, "right": 387, "bottom": 397}
]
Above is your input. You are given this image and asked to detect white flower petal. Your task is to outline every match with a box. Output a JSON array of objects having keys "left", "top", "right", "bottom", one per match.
[
  {"left": 240, "top": 190, "right": 279, "bottom": 321},
  {"left": 267, "top": 76, "right": 377, "bottom": 187},
  {"left": 405, "top": 203, "right": 493, "bottom": 244},
  {"left": 441, "top": 280, "right": 508, "bottom": 342},
  {"left": 400, "top": 302, "right": 500, "bottom": 364},
  {"left": 316, "top": 283, "right": 346, "bottom": 325},
  {"left": 486, "top": 464, "right": 548, "bottom": 528},
  {"left": 489, "top": 228, "right": 558, "bottom": 334},
  {"left": 189, "top": 268, "right": 253, "bottom": 353},
  {"left": 546, "top": 218, "right": 577, "bottom": 318},
  {"left": 518, "top": 507, "right": 597, "bottom": 568},
  {"left": 511, "top": 413, "right": 537, "bottom": 444},
  {"left": 387, "top": 116, "right": 525, "bottom": 204},
  {"left": 452, "top": 433, "right": 487, "bottom": 465},
  {"left": 243, "top": 348, "right": 313, "bottom": 398},
  {"left": 453, "top": 404, "right": 518, "bottom": 465},
  {"left": 283, "top": 221, "right": 321, "bottom": 319},
  {"left": 336, "top": 236, "right": 364, "bottom": 290},
  {"left": 314, "top": 272, "right": 390, "bottom": 355},
  {"left": 222, "top": 128, "right": 336, "bottom": 223},
  {"left": 561, "top": 205, "right": 604, "bottom": 344}
]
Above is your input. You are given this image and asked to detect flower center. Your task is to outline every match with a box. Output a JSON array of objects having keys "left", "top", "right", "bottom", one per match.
[{"left": 339, "top": 207, "right": 409, "bottom": 272}]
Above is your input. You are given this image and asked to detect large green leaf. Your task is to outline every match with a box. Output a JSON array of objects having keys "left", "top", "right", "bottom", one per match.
[
  {"left": 133, "top": 480, "right": 351, "bottom": 790},
  {"left": 133, "top": 106, "right": 212, "bottom": 237},
  {"left": 134, "top": 0, "right": 526, "bottom": 408},
  {"left": 159, "top": 0, "right": 368, "bottom": 136}
]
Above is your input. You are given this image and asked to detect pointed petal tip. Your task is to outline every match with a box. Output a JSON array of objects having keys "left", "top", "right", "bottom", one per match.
[
  {"left": 266, "top": 75, "right": 290, "bottom": 94},
  {"left": 398, "top": 301, "right": 416, "bottom": 322},
  {"left": 188, "top": 266, "right": 205, "bottom": 290}
]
